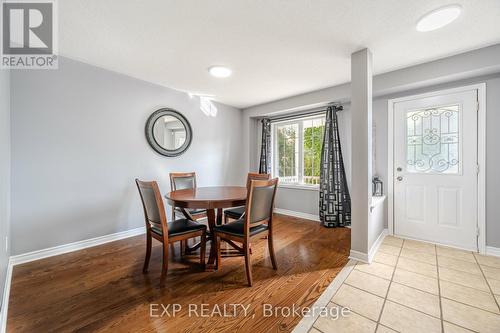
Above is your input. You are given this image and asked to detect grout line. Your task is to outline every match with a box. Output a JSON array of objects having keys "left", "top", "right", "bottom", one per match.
[
  {"left": 389, "top": 280, "right": 438, "bottom": 296},
  {"left": 343, "top": 283, "right": 387, "bottom": 300},
  {"left": 345, "top": 283, "right": 441, "bottom": 320},
  {"left": 376, "top": 239, "right": 496, "bottom": 333},
  {"left": 346, "top": 274, "right": 500, "bottom": 319},
  {"left": 313, "top": 238, "right": 498, "bottom": 333},
  {"left": 439, "top": 295, "right": 500, "bottom": 316},
  {"left": 360, "top": 263, "right": 432, "bottom": 281},
  {"left": 329, "top": 302, "right": 381, "bottom": 328},
  {"left": 472, "top": 252, "right": 500, "bottom": 313},
  {"left": 351, "top": 266, "right": 391, "bottom": 281},
  {"left": 374, "top": 238, "right": 404, "bottom": 332},
  {"left": 443, "top": 320, "right": 479, "bottom": 333},
  {"left": 435, "top": 244, "right": 445, "bottom": 333}
]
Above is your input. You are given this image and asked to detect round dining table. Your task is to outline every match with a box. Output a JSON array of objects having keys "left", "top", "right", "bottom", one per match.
[{"left": 165, "top": 186, "right": 247, "bottom": 269}]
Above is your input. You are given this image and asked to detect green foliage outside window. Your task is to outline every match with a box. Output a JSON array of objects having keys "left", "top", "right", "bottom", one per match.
[
  {"left": 303, "top": 125, "right": 324, "bottom": 184},
  {"left": 275, "top": 119, "right": 324, "bottom": 185},
  {"left": 277, "top": 125, "right": 297, "bottom": 180}
]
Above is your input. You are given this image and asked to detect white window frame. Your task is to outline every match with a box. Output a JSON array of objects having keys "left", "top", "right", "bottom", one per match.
[{"left": 271, "top": 114, "right": 325, "bottom": 190}]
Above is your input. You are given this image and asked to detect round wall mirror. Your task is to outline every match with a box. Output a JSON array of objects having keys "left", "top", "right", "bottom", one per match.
[{"left": 145, "top": 108, "right": 192, "bottom": 157}]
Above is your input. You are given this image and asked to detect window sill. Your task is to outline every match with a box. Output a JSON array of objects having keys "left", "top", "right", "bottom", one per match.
[{"left": 278, "top": 184, "right": 320, "bottom": 191}]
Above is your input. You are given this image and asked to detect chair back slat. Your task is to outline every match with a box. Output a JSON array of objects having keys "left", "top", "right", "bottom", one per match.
[
  {"left": 245, "top": 178, "right": 278, "bottom": 230},
  {"left": 135, "top": 179, "right": 168, "bottom": 240},
  {"left": 170, "top": 172, "right": 196, "bottom": 191},
  {"left": 246, "top": 172, "right": 270, "bottom": 188}
]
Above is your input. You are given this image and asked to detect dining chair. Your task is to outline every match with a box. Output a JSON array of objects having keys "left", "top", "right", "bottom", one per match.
[
  {"left": 169, "top": 172, "right": 207, "bottom": 221},
  {"left": 135, "top": 179, "right": 207, "bottom": 286},
  {"left": 223, "top": 172, "right": 270, "bottom": 224},
  {"left": 169, "top": 172, "right": 207, "bottom": 255},
  {"left": 214, "top": 178, "right": 279, "bottom": 286}
]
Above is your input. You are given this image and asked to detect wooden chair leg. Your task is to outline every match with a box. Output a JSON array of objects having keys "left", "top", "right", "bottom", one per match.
[
  {"left": 143, "top": 232, "right": 152, "bottom": 273},
  {"left": 215, "top": 234, "right": 221, "bottom": 270},
  {"left": 160, "top": 242, "right": 169, "bottom": 287},
  {"left": 244, "top": 241, "right": 253, "bottom": 287},
  {"left": 268, "top": 232, "right": 278, "bottom": 270},
  {"left": 180, "top": 240, "right": 186, "bottom": 257},
  {"left": 170, "top": 210, "right": 176, "bottom": 257},
  {"left": 169, "top": 243, "right": 176, "bottom": 257},
  {"left": 200, "top": 231, "right": 206, "bottom": 268},
  {"left": 224, "top": 213, "right": 228, "bottom": 224}
]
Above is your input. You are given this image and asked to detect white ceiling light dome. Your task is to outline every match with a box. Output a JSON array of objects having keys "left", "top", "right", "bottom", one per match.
[
  {"left": 208, "top": 66, "right": 232, "bottom": 78},
  {"left": 416, "top": 5, "right": 462, "bottom": 32}
]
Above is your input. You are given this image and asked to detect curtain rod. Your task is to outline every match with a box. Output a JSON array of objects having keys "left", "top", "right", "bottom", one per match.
[{"left": 267, "top": 104, "right": 343, "bottom": 123}]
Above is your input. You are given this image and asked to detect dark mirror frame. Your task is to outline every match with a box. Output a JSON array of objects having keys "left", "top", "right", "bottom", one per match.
[{"left": 145, "top": 108, "right": 193, "bottom": 157}]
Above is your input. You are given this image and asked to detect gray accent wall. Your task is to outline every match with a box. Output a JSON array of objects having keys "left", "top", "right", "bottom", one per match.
[
  {"left": 10, "top": 57, "right": 245, "bottom": 255},
  {"left": 0, "top": 69, "right": 11, "bottom": 300},
  {"left": 243, "top": 44, "right": 500, "bottom": 248}
]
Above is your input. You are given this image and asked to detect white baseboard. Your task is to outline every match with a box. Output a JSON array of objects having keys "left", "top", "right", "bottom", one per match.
[
  {"left": 274, "top": 208, "right": 320, "bottom": 222},
  {"left": 368, "top": 229, "right": 389, "bottom": 263},
  {"left": 10, "top": 226, "right": 145, "bottom": 265},
  {"left": 349, "top": 249, "right": 369, "bottom": 263},
  {"left": 0, "top": 226, "right": 146, "bottom": 332},
  {"left": 349, "top": 228, "right": 388, "bottom": 264},
  {"left": 486, "top": 246, "right": 500, "bottom": 257}
]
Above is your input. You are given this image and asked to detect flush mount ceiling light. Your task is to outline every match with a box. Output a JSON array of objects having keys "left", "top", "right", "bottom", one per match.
[
  {"left": 416, "top": 5, "right": 462, "bottom": 32},
  {"left": 208, "top": 66, "right": 232, "bottom": 78}
]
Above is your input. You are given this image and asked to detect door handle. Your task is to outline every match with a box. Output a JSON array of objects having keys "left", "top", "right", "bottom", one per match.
[{"left": 396, "top": 176, "right": 403, "bottom": 182}]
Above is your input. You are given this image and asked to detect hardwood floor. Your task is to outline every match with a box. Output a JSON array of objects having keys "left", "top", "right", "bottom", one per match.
[{"left": 7, "top": 214, "right": 350, "bottom": 333}]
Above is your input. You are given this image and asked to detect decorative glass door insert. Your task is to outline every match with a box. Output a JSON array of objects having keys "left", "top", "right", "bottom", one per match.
[{"left": 406, "top": 104, "right": 461, "bottom": 174}]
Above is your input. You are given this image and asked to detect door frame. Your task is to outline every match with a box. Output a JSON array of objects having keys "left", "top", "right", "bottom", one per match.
[{"left": 387, "top": 83, "right": 486, "bottom": 253}]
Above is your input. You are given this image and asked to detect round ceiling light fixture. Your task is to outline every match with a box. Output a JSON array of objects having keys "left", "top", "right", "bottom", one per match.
[
  {"left": 416, "top": 5, "right": 462, "bottom": 32},
  {"left": 208, "top": 66, "right": 232, "bottom": 78}
]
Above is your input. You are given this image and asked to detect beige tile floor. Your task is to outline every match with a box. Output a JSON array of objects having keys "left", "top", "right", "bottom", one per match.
[{"left": 309, "top": 236, "right": 500, "bottom": 333}]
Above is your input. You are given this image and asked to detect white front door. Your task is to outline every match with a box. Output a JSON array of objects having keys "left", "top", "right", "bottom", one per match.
[{"left": 393, "top": 89, "right": 478, "bottom": 251}]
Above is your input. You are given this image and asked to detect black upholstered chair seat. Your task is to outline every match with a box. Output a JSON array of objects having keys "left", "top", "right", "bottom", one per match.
[
  {"left": 214, "top": 219, "right": 268, "bottom": 237},
  {"left": 224, "top": 206, "right": 245, "bottom": 219},
  {"left": 151, "top": 218, "right": 206, "bottom": 236}
]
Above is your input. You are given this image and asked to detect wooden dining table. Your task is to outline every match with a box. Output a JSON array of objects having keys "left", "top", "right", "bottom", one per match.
[{"left": 165, "top": 186, "right": 247, "bottom": 269}]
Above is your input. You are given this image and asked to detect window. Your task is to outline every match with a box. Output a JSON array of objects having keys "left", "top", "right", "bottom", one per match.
[{"left": 272, "top": 115, "right": 325, "bottom": 187}]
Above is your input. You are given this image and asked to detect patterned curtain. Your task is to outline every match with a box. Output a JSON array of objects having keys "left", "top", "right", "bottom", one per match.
[
  {"left": 319, "top": 106, "right": 351, "bottom": 227},
  {"left": 259, "top": 118, "right": 272, "bottom": 174}
]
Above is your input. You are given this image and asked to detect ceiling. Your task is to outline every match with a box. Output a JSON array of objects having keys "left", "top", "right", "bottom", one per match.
[{"left": 59, "top": 0, "right": 500, "bottom": 108}]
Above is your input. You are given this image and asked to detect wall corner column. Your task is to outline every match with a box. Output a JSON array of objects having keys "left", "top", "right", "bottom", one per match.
[{"left": 350, "top": 48, "right": 373, "bottom": 262}]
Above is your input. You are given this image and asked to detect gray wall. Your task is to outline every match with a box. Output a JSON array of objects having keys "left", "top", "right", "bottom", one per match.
[
  {"left": 243, "top": 44, "right": 500, "bottom": 248},
  {"left": 0, "top": 69, "right": 11, "bottom": 302},
  {"left": 10, "top": 57, "right": 245, "bottom": 255}
]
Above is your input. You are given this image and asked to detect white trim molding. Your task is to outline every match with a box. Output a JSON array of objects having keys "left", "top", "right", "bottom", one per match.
[
  {"left": 368, "top": 228, "right": 389, "bottom": 263},
  {"left": 486, "top": 246, "right": 500, "bottom": 258},
  {"left": 10, "top": 226, "right": 145, "bottom": 265},
  {"left": 0, "top": 226, "right": 146, "bottom": 332},
  {"left": 349, "top": 228, "right": 388, "bottom": 264},
  {"left": 274, "top": 208, "right": 320, "bottom": 222},
  {"left": 291, "top": 259, "right": 357, "bottom": 333},
  {"left": 387, "top": 83, "right": 487, "bottom": 254},
  {"left": 349, "top": 249, "right": 369, "bottom": 263}
]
